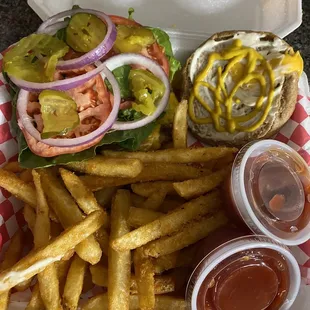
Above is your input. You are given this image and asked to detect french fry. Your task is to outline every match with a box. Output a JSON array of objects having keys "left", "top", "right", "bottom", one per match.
[
  {"left": 0, "top": 210, "right": 105, "bottom": 293},
  {"left": 212, "top": 153, "right": 235, "bottom": 171},
  {"left": 20, "top": 169, "right": 33, "bottom": 183},
  {"left": 128, "top": 207, "right": 163, "bottom": 228},
  {"left": 131, "top": 193, "right": 146, "bottom": 208},
  {"left": 89, "top": 263, "right": 108, "bottom": 287},
  {"left": 0, "top": 169, "right": 36, "bottom": 207},
  {"left": 173, "top": 166, "right": 231, "bottom": 199},
  {"left": 14, "top": 277, "right": 33, "bottom": 292},
  {"left": 82, "top": 294, "right": 187, "bottom": 310},
  {"left": 133, "top": 248, "right": 155, "bottom": 309},
  {"left": 63, "top": 255, "right": 87, "bottom": 310},
  {"left": 81, "top": 163, "right": 211, "bottom": 191},
  {"left": 3, "top": 161, "right": 24, "bottom": 173},
  {"left": 131, "top": 181, "right": 175, "bottom": 197},
  {"left": 159, "top": 197, "right": 186, "bottom": 213},
  {"left": 142, "top": 191, "right": 167, "bottom": 210},
  {"left": 66, "top": 157, "right": 143, "bottom": 178},
  {"left": 131, "top": 274, "right": 175, "bottom": 295},
  {"left": 94, "top": 186, "right": 118, "bottom": 207},
  {"left": 23, "top": 204, "right": 36, "bottom": 233},
  {"left": 89, "top": 263, "right": 175, "bottom": 294},
  {"left": 153, "top": 245, "right": 198, "bottom": 274},
  {"left": 108, "top": 190, "right": 131, "bottom": 310},
  {"left": 94, "top": 227, "right": 109, "bottom": 256},
  {"left": 40, "top": 169, "right": 102, "bottom": 265},
  {"left": 26, "top": 283, "right": 45, "bottom": 310},
  {"left": 0, "top": 230, "right": 23, "bottom": 310},
  {"left": 32, "top": 170, "right": 62, "bottom": 310},
  {"left": 56, "top": 260, "right": 72, "bottom": 296},
  {"left": 60, "top": 168, "right": 109, "bottom": 230},
  {"left": 111, "top": 191, "right": 221, "bottom": 251},
  {"left": 144, "top": 211, "right": 228, "bottom": 257},
  {"left": 102, "top": 147, "right": 238, "bottom": 163},
  {"left": 173, "top": 100, "right": 188, "bottom": 149}
]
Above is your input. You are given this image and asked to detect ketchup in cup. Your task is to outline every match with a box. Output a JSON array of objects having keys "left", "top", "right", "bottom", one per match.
[
  {"left": 186, "top": 233, "right": 301, "bottom": 310},
  {"left": 225, "top": 140, "right": 310, "bottom": 246}
]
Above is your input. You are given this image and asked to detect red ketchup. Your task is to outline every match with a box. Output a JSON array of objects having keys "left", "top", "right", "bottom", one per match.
[
  {"left": 186, "top": 232, "right": 300, "bottom": 310},
  {"left": 223, "top": 140, "right": 310, "bottom": 246}
]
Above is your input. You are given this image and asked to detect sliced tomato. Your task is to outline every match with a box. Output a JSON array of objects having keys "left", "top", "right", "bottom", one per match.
[
  {"left": 109, "top": 15, "right": 141, "bottom": 27},
  {"left": 143, "top": 43, "right": 170, "bottom": 77}
]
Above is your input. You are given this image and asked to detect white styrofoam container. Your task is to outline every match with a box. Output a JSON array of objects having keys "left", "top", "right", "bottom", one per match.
[{"left": 28, "top": 0, "right": 302, "bottom": 62}]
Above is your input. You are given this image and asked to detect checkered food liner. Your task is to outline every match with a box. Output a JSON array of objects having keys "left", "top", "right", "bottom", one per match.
[{"left": 0, "top": 46, "right": 310, "bottom": 308}]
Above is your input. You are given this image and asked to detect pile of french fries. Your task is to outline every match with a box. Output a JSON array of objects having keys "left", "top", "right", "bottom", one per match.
[{"left": 0, "top": 101, "right": 237, "bottom": 310}]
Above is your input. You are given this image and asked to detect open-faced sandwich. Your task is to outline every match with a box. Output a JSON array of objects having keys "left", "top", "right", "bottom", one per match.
[
  {"left": 182, "top": 31, "right": 303, "bottom": 147},
  {"left": 2, "top": 7, "right": 181, "bottom": 168}
]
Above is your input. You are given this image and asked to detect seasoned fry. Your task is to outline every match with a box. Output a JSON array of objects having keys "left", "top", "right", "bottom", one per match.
[
  {"left": 66, "top": 157, "right": 143, "bottom": 178},
  {"left": 23, "top": 204, "right": 36, "bottom": 233},
  {"left": 153, "top": 245, "right": 198, "bottom": 274},
  {"left": 32, "top": 170, "right": 62, "bottom": 310},
  {"left": 131, "top": 193, "right": 146, "bottom": 208},
  {"left": 173, "top": 100, "right": 188, "bottom": 149},
  {"left": 3, "top": 161, "right": 24, "bottom": 173},
  {"left": 108, "top": 190, "right": 131, "bottom": 310},
  {"left": 133, "top": 248, "right": 155, "bottom": 309},
  {"left": 102, "top": 147, "right": 238, "bottom": 163},
  {"left": 159, "top": 197, "right": 186, "bottom": 213},
  {"left": 20, "top": 169, "right": 33, "bottom": 183},
  {"left": 81, "top": 163, "right": 211, "bottom": 191},
  {"left": 212, "top": 153, "right": 235, "bottom": 171},
  {"left": 63, "top": 255, "right": 87, "bottom": 310},
  {"left": 142, "top": 191, "right": 167, "bottom": 210},
  {"left": 89, "top": 263, "right": 108, "bottom": 287},
  {"left": 40, "top": 169, "right": 102, "bottom": 265},
  {"left": 60, "top": 168, "right": 109, "bottom": 230},
  {"left": 26, "top": 283, "right": 45, "bottom": 310},
  {"left": 0, "top": 210, "right": 105, "bottom": 293},
  {"left": 90, "top": 262, "right": 174, "bottom": 294},
  {"left": 128, "top": 207, "right": 163, "bottom": 228},
  {"left": 173, "top": 166, "right": 231, "bottom": 199},
  {"left": 82, "top": 294, "right": 187, "bottom": 310},
  {"left": 0, "top": 231, "right": 23, "bottom": 310},
  {"left": 0, "top": 169, "right": 36, "bottom": 207},
  {"left": 131, "top": 181, "right": 175, "bottom": 197},
  {"left": 111, "top": 191, "right": 221, "bottom": 251},
  {"left": 131, "top": 274, "right": 175, "bottom": 295},
  {"left": 94, "top": 187, "right": 118, "bottom": 207},
  {"left": 144, "top": 211, "right": 228, "bottom": 257},
  {"left": 94, "top": 227, "right": 109, "bottom": 256}
]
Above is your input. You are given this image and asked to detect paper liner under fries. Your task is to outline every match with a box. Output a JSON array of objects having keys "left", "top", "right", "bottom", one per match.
[{"left": 0, "top": 46, "right": 310, "bottom": 308}]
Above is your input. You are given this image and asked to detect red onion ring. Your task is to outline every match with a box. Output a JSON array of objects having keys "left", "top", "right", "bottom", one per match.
[
  {"left": 37, "top": 8, "right": 117, "bottom": 70},
  {"left": 102, "top": 54, "right": 170, "bottom": 130},
  {"left": 17, "top": 66, "right": 121, "bottom": 147},
  {"left": 38, "top": 9, "right": 116, "bottom": 70},
  {"left": 10, "top": 61, "right": 110, "bottom": 92}
]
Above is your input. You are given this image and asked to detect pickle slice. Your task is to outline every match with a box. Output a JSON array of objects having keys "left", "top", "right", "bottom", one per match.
[
  {"left": 39, "top": 90, "right": 80, "bottom": 138},
  {"left": 66, "top": 13, "right": 107, "bottom": 53}
]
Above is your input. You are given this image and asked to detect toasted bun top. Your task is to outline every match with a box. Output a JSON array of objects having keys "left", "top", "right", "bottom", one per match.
[{"left": 182, "top": 31, "right": 300, "bottom": 146}]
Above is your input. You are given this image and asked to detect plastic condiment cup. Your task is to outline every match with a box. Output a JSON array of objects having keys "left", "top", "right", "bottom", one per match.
[
  {"left": 186, "top": 235, "right": 301, "bottom": 310},
  {"left": 228, "top": 139, "right": 310, "bottom": 246}
]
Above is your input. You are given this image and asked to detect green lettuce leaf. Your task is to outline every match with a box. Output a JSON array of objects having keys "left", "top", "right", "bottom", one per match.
[
  {"left": 148, "top": 27, "right": 182, "bottom": 81},
  {"left": 16, "top": 121, "right": 156, "bottom": 169},
  {"left": 105, "top": 65, "right": 132, "bottom": 99},
  {"left": 118, "top": 108, "right": 143, "bottom": 121}
]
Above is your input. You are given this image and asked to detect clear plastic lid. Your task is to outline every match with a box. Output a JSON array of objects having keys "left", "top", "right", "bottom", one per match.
[
  {"left": 230, "top": 140, "right": 310, "bottom": 246},
  {"left": 186, "top": 235, "right": 301, "bottom": 310}
]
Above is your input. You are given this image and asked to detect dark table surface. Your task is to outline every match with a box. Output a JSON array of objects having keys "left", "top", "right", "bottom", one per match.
[{"left": 0, "top": 0, "right": 309, "bottom": 76}]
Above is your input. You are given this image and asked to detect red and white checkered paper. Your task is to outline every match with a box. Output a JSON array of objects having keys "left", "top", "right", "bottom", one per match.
[{"left": 0, "top": 46, "right": 310, "bottom": 308}]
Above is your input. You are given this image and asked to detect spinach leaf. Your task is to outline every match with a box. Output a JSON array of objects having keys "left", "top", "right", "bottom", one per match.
[
  {"left": 105, "top": 65, "right": 132, "bottom": 99},
  {"left": 118, "top": 108, "right": 143, "bottom": 121}
]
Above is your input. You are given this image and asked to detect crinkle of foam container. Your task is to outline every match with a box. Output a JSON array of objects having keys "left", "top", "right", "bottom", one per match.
[{"left": 0, "top": 53, "right": 310, "bottom": 308}]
